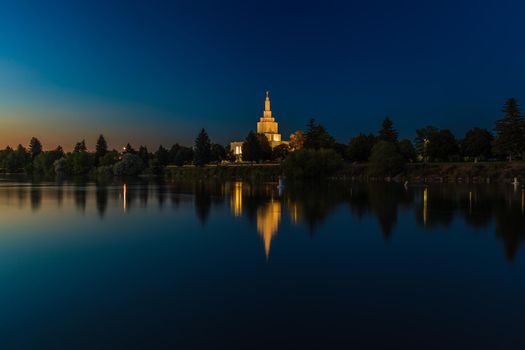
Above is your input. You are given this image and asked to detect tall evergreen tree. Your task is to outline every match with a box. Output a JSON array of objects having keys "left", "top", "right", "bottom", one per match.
[
  {"left": 123, "top": 143, "right": 136, "bottom": 154},
  {"left": 461, "top": 128, "right": 493, "bottom": 161},
  {"left": 303, "top": 119, "right": 336, "bottom": 150},
  {"left": 378, "top": 117, "right": 398, "bottom": 143},
  {"left": 194, "top": 128, "right": 212, "bottom": 166},
  {"left": 242, "top": 131, "right": 262, "bottom": 162},
  {"left": 493, "top": 98, "right": 525, "bottom": 161},
  {"left": 73, "top": 140, "right": 87, "bottom": 153},
  {"left": 138, "top": 145, "right": 149, "bottom": 165},
  {"left": 155, "top": 145, "right": 170, "bottom": 166},
  {"left": 28, "top": 137, "right": 42, "bottom": 160},
  {"left": 95, "top": 134, "right": 108, "bottom": 160}
]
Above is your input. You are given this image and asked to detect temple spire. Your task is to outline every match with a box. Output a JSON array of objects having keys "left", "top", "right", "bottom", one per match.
[{"left": 264, "top": 91, "right": 272, "bottom": 118}]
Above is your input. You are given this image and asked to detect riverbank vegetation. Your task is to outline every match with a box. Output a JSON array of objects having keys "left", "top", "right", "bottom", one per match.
[{"left": 1, "top": 98, "right": 525, "bottom": 181}]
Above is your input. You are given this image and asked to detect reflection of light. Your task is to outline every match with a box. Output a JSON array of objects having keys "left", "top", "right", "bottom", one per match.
[
  {"left": 231, "top": 182, "right": 243, "bottom": 217},
  {"left": 522, "top": 189, "right": 524, "bottom": 215},
  {"left": 423, "top": 188, "right": 428, "bottom": 225},
  {"left": 290, "top": 203, "right": 299, "bottom": 224},
  {"left": 123, "top": 183, "right": 127, "bottom": 212},
  {"left": 257, "top": 200, "right": 281, "bottom": 259},
  {"left": 469, "top": 191, "right": 472, "bottom": 215}
]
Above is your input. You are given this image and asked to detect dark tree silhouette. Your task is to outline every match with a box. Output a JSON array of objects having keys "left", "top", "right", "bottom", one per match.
[
  {"left": 95, "top": 135, "right": 108, "bottom": 161},
  {"left": 347, "top": 133, "right": 376, "bottom": 162},
  {"left": 493, "top": 98, "right": 525, "bottom": 161},
  {"left": 378, "top": 117, "right": 398, "bottom": 143},
  {"left": 211, "top": 143, "right": 226, "bottom": 162},
  {"left": 123, "top": 143, "right": 136, "bottom": 154},
  {"left": 138, "top": 145, "right": 149, "bottom": 165},
  {"left": 155, "top": 145, "right": 170, "bottom": 166},
  {"left": 73, "top": 140, "right": 87, "bottom": 153},
  {"left": 461, "top": 127, "right": 493, "bottom": 161},
  {"left": 194, "top": 128, "right": 212, "bottom": 167},
  {"left": 398, "top": 139, "right": 416, "bottom": 162},
  {"left": 28, "top": 137, "right": 42, "bottom": 160},
  {"left": 303, "top": 118, "right": 336, "bottom": 150}
]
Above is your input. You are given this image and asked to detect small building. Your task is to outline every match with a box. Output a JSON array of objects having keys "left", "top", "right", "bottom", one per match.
[{"left": 230, "top": 91, "right": 288, "bottom": 160}]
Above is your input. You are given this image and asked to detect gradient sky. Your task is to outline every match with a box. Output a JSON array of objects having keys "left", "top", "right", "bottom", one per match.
[{"left": 1, "top": 0, "right": 525, "bottom": 150}]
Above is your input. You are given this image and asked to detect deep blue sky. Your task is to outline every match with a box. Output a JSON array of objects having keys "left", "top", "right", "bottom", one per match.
[{"left": 1, "top": 0, "right": 525, "bottom": 149}]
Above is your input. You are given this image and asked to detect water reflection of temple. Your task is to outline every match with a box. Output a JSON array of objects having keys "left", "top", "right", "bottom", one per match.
[
  {"left": 256, "top": 200, "right": 281, "bottom": 259},
  {"left": 229, "top": 181, "right": 282, "bottom": 258}
]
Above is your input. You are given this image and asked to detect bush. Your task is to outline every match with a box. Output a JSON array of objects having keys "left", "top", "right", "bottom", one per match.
[
  {"left": 54, "top": 158, "right": 68, "bottom": 177},
  {"left": 113, "top": 154, "right": 145, "bottom": 176},
  {"left": 282, "top": 148, "right": 344, "bottom": 180},
  {"left": 367, "top": 141, "right": 405, "bottom": 177}
]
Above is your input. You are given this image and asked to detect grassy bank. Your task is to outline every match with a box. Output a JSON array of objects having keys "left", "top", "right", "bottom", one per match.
[
  {"left": 342, "top": 161, "right": 525, "bottom": 183},
  {"left": 165, "top": 163, "right": 282, "bottom": 182}
]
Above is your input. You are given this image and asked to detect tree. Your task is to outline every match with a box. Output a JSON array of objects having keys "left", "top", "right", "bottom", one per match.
[
  {"left": 414, "top": 126, "right": 438, "bottom": 160},
  {"left": 367, "top": 141, "right": 405, "bottom": 177},
  {"left": 95, "top": 135, "right": 108, "bottom": 162},
  {"left": 346, "top": 133, "right": 376, "bottom": 162},
  {"left": 426, "top": 129, "right": 459, "bottom": 162},
  {"left": 398, "top": 139, "right": 417, "bottom": 162},
  {"left": 289, "top": 130, "right": 304, "bottom": 151},
  {"left": 138, "top": 145, "right": 149, "bottom": 165},
  {"left": 194, "top": 128, "right": 212, "bottom": 166},
  {"left": 211, "top": 143, "right": 226, "bottom": 163},
  {"left": 242, "top": 131, "right": 265, "bottom": 162},
  {"left": 155, "top": 145, "right": 170, "bottom": 166},
  {"left": 73, "top": 140, "right": 87, "bottom": 153},
  {"left": 174, "top": 146, "right": 194, "bottom": 166},
  {"left": 113, "top": 154, "right": 145, "bottom": 176},
  {"left": 257, "top": 134, "right": 272, "bottom": 161},
  {"left": 99, "top": 150, "right": 120, "bottom": 166},
  {"left": 242, "top": 131, "right": 259, "bottom": 162},
  {"left": 71, "top": 152, "right": 93, "bottom": 175},
  {"left": 123, "top": 143, "right": 136, "bottom": 154},
  {"left": 28, "top": 137, "right": 42, "bottom": 160},
  {"left": 493, "top": 98, "right": 525, "bottom": 161},
  {"left": 282, "top": 148, "right": 344, "bottom": 180},
  {"left": 169, "top": 144, "right": 181, "bottom": 163},
  {"left": 303, "top": 119, "right": 336, "bottom": 150},
  {"left": 461, "top": 128, "right": 493, "bottom": 161},
  {"left": 272, "top": 143, "right": 289, "bottom": 160},
  {"left": 378, "top": 117, "right": 398, "bottom": 143}
]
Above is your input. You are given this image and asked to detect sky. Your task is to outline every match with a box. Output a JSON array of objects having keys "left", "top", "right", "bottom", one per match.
[{"left": 1, "top": 0, "right": 525, "bottom": 150}]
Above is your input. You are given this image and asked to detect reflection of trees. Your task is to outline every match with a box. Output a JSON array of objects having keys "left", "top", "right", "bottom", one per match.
[
  {"left": 493, "top": 188, "right": 525, "bottom": 262},
  {"left": 457, "top": 185, "right": 495, "bottom": 228},
  {"left": 194, "top": 183, "right": 211, "bottom": 225},
  {"left": 347, "top": 184, "right": 413, "bottom": 239},
  {"left": 414, "top": 186, "right": 456, "bottom": 228},
  {"left": 74, "top": 187, "right": 86, "bottom": 212},
  {"left": 285, "top": 183, "right": 345, "bottom": 235},
  {"left": 367, "top": 184, "right": 408, "bottom": 239},
  {"left": 96, "top": 184, "right": 108, "bottom": 218},
  {"left": 140, "top": 183, "right": 149, "bottom": 206},
  {"left": 30, "top": 186, "right": 41, "bottom": 212}
]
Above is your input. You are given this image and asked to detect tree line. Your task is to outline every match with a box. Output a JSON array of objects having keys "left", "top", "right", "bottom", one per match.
[{"left": 0, "top": 97, "right": 524, "bottom": 179}]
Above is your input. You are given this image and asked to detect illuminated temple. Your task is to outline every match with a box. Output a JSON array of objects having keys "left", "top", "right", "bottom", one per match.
[{"left": 230, "top": 91, "right": 288, "bottom": 159}]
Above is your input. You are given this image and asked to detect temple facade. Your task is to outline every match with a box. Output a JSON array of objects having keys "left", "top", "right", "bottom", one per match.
[{"left": 230, "top": 91, "right": 288, "bottom": 159}]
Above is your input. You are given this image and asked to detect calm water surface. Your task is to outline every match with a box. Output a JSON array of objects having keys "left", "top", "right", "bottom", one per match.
[{"left": 1, "top": 178, "right": 525, "bottom": 349}]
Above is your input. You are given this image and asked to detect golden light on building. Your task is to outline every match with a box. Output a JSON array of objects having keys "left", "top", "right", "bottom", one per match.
[
  {"left": 231, "top": 181, "right": 243, "bottom": 217},
  {"left": 257, "top": 91, "right": 282, "bottom": 145},
  {"left": 230, "top": 91, "right": 289, "bottom": 158},
  {"left": 256, "top": 199, "right": 281, "bottom": 259}
]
